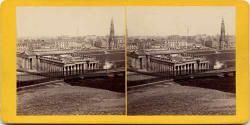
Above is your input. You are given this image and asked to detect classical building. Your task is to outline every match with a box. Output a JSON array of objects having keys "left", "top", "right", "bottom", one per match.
[
  {"left": 39, "top": 54, "right": 99, "bottom": 75},
  {"left": 17, "top": 51, "right": 37, "bottom": 70},
  {"left": 148, "top": 54, "right": 209, "bottom": 75},
  {"left": 128, "top": 51, "right": 210, "bottom": 76},
  {"left": 128, "top": 51, "right": 147, "bottom": 69},
  {"left": 17, "top": 50, "right": 100, "bottom": 74}
]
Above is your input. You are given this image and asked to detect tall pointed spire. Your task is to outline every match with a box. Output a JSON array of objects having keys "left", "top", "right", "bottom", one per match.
[
  {"left": 110, "top": 18, "right": 114, "bottom": 34},
  {"left": 108, "top": 17, "right": 115, "bottom": 50},
  {"left": 219, "top": 17, "right": 226, "bottom": 50}
]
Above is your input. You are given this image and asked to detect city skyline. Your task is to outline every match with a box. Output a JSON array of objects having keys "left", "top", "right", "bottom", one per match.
[
  {"left": 16, "top": 7, "right": 126, "bottom": 38},
  {"left": 127, "top": 6, "right": 235, "bottom": 36}
]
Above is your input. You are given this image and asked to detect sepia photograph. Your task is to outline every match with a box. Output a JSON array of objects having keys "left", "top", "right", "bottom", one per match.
[
  {"left": 127, "top": 6, "right": 236, "bottom": 115},
  {"left": 16, "top": 7, "right": 125, "bottom": 115}
]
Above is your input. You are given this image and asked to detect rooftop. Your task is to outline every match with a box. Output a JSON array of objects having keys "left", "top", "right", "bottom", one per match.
[
  {"left": 41, "top": 54, "right": 97, "bottom": 64},
  {"left": 153, "top": 54, "right": 206, "bottom": 64}
]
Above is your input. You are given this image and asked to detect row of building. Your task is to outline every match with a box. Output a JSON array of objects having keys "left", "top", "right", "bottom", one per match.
[
  {"left": 17, "top": 19, "right": 125, "bottom": 52},
  {"left": 127, "top": 18, "right": 235, "bottom": 51},
  {"left": 17, "top": 35, "right": 125, "bottom": 52},
  {"left": 127, "top": 35, "right": 235, "bottom": 51}
]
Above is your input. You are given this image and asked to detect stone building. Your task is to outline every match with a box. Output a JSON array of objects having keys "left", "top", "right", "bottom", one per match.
[
  {"left": 116, "top": 36, "right": 125, "bottom": 49},
  {"left": 17, "top": 51, "right": 37, "bottom": 70},
  {"left": 17, "top": 50, "right": 100, "bottom": 74},
  {"left": 127, "top": 38, "right": 152, "bottom": 51},
  {"left": 39, "top": 54, "right": 99, "bottom": 75},
  {"left": 128, "top": 50, "right": 147, "bottom": 69},
  {"left": 128, "top": 51, "right": 210, "bottom": 75},
  {"left": 164, "top": 40, "right": 187, "bottom": 49},
  {"left": 148, "top": 54, "right": 209, "bottom": 75},
  {"left": 54, "top": 39, "right": 70, "bottom": 49},
  {"left": 127, "top": 40, "right": 138, "bottom": 50},
  {"left": 17, "top": 42, "right": 29, "bottom": 52}
]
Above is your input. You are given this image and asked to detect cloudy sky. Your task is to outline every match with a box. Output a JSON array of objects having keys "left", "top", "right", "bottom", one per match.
[
  {"left": 127, "top": 6, "right": 235, "bottom": 36},
  {"left": 17, "top": 7, "right": 125, "bottom": 38}
]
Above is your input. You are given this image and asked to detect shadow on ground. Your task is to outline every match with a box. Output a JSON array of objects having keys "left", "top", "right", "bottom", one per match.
[
  {"left": 174, "top": 76, "right": 235, "bottom": 93},
  {"left": 64, "top": 76, "right": 125, "bottom": 93}
]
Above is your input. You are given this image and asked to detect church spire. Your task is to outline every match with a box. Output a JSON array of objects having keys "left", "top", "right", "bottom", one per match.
[
  {"left": 219, "top": 17, "right": 226, "bottom": 50},
  {"left": 108, "top": 18, "right": 115, "bottom": 50}
]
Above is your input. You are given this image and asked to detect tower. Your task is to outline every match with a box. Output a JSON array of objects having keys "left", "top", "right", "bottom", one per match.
[
  {"left": 219, "top": 17, "right": 226, "bottom": 50},
  {"left": 108, "top": 18, "right": 115, "bottom": 50}
]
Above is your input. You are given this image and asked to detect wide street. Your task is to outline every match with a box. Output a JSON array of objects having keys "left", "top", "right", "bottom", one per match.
[
  {"left": 127, "top": 81, "right": 235, "bottom": 115},
  {"left": 17, "top": 82, "right": 125, "bottom": 115}
]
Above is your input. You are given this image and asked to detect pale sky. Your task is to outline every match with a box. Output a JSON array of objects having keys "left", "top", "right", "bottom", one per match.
[
  {"left": 127, "top": 6, "right": 235, "bottom": 36},
  {"left": 17, "top": 7, "right": 125, "bottom": 38}
]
